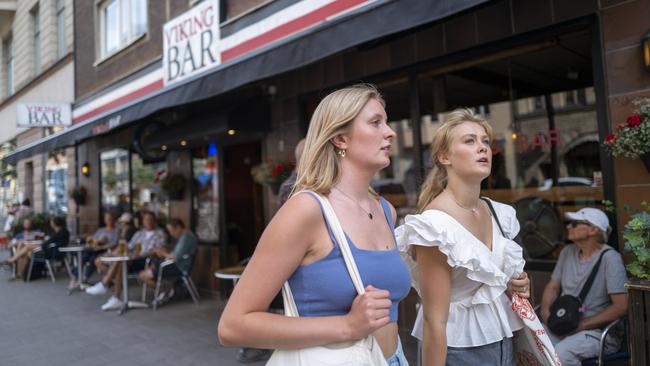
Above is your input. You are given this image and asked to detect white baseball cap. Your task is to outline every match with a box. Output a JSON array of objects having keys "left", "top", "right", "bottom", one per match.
[
  {"left": 118, "top": 212, "right": 133, "bottom": 223},
  {"left": 565, "top": 208, "right": 611, "bottom": 234}
]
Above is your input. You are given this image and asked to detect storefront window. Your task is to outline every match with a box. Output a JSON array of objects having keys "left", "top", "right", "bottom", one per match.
[
  {"left": 100, "top": 148, "right": 130, "bottom": 214},
  {"left": 46, "top": 151, "right": 67, "bottom": 215},
  {"left": 131, "top": 153, "right": 168, "bottom": 221},
  {"left": 479, "top": 87, "right": 603, "bottom": 262},
  {"left": 192, "top": 143, "right": 220, "bottom": 242}
]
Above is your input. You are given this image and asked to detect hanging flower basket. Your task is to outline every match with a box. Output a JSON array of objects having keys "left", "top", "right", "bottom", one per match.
[
  {"left": 70, "top": 186, "right": 87, "bottom": 205},
  {"left": 604, "top": 98, "right": 650, "bottom": 172},
  {"left": 161, "top": 174, "right": 186, "bottom": 200},
  {"left": 251, "top": 161, "right": 294, "bottom": 194}
]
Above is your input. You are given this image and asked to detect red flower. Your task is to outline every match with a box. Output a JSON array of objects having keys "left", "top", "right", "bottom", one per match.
[
  {"left": 604, "top": 133, "right": 617, "bottom": 144},
  {"left": 627, "top": 114, "right": 641, "bottom": 128}
]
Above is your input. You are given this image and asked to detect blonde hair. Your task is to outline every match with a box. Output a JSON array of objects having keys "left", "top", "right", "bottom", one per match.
[
  {"left": 416, "top": 108, "right": 493, "bottom": 212},
  {"left": 294, "top": 84, "right": 385, "bottom": 195}
]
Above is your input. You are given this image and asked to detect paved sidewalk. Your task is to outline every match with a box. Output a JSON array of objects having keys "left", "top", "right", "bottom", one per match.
[
  {"left": 0, "top": 254, "right": 265, "bottom": 366},
  {"left": 0, "top": 251, "right": 418, "bottom": 365}
]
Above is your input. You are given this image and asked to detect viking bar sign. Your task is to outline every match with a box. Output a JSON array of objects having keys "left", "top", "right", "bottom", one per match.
[
  {"left": 163, "top": 0, "right": 220, "bottom": 85},
  {"left": 17, "top": 103, "right": 72, "bottom": 127}
]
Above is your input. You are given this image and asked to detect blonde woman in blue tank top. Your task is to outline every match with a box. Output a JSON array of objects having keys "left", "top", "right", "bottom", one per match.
[{"left": 218, "top": 84, "right": 412, "bottom": 365}]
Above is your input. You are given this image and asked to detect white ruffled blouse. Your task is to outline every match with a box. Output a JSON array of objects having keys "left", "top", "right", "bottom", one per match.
[{"left": 395, "top": 199, "right": 525, "bottom": 347}]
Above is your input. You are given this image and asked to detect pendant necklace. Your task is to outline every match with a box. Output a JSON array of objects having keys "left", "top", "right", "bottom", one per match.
[
  {"left": 448, "top": 190, "right": 479, "bottom": 213},
  {"left": 334, "top": 187, "right": 374, "bottom": 220}
]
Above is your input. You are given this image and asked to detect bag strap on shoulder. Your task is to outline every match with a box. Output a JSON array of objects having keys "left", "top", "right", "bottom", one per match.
[
  {"left": 481, "top": 197, "right": 507, "bottom": 239},
  {"left": 280, "top": 190, "right": 366, "bottom": 318},
  {"left": 578, "top": 248, "right": 612, "bottom": 301}
]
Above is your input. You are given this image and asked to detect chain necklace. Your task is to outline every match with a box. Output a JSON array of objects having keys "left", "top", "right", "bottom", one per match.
[
  {"left": 447, "top": 190, "right": 479, "bottom": 213},
  {"left": 333, "top": 187, "right": 374, "bottom": 220}
]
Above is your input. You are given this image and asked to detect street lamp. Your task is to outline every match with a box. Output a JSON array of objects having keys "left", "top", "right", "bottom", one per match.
[{"left": 642, "top": 31, "right": 650, "bottom": 71}]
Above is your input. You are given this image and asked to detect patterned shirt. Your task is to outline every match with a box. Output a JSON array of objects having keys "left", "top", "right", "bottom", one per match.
[{"left": 128, "top": 228, "right": 166, "bottom": 254}]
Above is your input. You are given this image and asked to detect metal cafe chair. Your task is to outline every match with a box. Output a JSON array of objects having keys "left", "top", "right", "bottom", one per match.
[{"left": 141, "top": 253, "right": 200, "bottom": 310}]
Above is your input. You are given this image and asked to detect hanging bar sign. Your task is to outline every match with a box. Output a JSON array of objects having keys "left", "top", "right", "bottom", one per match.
[{"left": 17, "top": 102, "right": 72, "bottom": 127}]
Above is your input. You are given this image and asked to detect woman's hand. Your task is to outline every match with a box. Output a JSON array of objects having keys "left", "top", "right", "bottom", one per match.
[
  {"left": 508, "top": 272, "right": 530, "bottom": 299},
  {"left": 344, "top": 285, "right": 391, "bottom": 340}
]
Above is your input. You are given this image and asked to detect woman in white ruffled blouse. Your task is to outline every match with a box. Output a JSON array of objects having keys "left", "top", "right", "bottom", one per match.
[{"left": 396, "top": 109, "right": 530, "bottom": 366}]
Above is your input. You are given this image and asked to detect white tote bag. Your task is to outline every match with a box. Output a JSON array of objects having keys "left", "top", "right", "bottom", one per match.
[
  {"left": 266, "top": 191, "right": 388, "bottom": 366},
  {"left": 511, "top": 293, "right": 561, "bottom": 366}
]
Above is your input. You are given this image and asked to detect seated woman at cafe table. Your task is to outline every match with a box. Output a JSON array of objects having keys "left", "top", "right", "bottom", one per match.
[
  {"left": 2, "top": 217, "right": 69, "bottom": 278},
  {"left": 6, "top": 218, "right": 40, "bottom": 250},
  {"left": 68, "top": 212, "right": 121, "bottom": 290},
  {"left": 138, "top": 218, "right": 198, "bottom": 304},
  {"left": 85, "top": 211, "right": 166, "bottom": 311}
]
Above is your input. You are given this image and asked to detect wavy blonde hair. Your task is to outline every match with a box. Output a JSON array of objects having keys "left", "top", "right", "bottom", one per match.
[
  {"left": 294, "top": 84, "right": 385, "bottom": 195},
  {"left": 416, "top": 108, "right": 493, "bottom": 212}
]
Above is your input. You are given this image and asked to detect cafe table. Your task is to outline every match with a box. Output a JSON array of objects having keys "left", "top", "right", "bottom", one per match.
[
  {"left": 58, "top": 245, "right": 86, "bottom": 294},
  {"left": 214, "top": 265, "right": 246, "bottom": 286},
  {"left": 99, "top": 255, "right": 148, "bottom": 315}
]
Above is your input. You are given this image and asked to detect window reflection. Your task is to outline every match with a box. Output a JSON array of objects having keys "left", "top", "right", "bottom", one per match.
[
  {"left": 100, "top": 148, "right": 130, "bottom": 214},
  {"left": 192, "top": 145, "right": 220, "bottom": 242},
  {"left": 131, "top": 153, "right": 168, "bottom": 221}
]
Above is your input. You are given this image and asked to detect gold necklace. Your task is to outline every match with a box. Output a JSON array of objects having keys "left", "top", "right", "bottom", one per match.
[
  {"left": 333, "top": 187, "right": 374, "bottom": 220},
  {"left": 447, "top": 191, "right": 479, "bottom": 213}
]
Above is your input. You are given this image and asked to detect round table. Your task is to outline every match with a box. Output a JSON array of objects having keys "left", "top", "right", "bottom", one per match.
[
  {"left": 99, "top": 255, "right": 148, "bottom": 315},
  {"left": 59, "top": 246, "right": 86, "bottom": 294},
  {"left": 214, "top": 265, "right": 246, "bottom": 286}
]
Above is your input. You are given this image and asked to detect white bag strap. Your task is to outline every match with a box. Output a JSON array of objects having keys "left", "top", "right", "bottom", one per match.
[{"left": 281, "top": 191, "right": 366, "bottom": 318}]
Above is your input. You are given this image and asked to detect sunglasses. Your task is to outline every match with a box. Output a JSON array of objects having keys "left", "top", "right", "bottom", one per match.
[{"left": 569, "top": 220, "right": 592, "bottom": 228}]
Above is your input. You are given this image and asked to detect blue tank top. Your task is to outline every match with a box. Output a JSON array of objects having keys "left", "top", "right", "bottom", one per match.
[{"left": 287, "top": 192, "right": 411, "bottom": 322}]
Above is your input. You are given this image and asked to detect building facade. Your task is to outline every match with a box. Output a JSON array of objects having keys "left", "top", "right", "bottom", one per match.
[
  {"left": 0, "top": 0, "right": 74, "bottom": 222},
  {"left": 5, "top": 0, "right": 650, "bottom": 332}
]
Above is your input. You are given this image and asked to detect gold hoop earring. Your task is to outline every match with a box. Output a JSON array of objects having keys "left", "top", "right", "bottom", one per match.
[{"left": 338, "top": 149, "right": 346, "bottom": 157}]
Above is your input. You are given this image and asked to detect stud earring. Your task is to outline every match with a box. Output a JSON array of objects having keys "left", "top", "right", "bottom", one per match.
[{"left": 338, "top": 149, "right": 346, "bottom": 157}]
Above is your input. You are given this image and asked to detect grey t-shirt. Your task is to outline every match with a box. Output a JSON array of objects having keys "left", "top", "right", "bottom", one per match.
[{"left": 551, "top": 244, "right": 628, "bottom": 318}]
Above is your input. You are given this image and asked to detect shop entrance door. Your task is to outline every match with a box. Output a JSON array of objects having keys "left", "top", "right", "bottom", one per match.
[{"left": 222, "top": 141, "right": 263, "bottom": 265}]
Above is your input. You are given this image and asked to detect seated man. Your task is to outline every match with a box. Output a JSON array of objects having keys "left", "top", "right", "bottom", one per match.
[
  {"left": 68, "top": 212, "right": 121, "bottom": 289},
  {"left": 540, "top": 208, "right": 628, "bottom": 366},
  {"left": 85, "top": 211, "right": 166, "bottom": 311},
  {"left": 139, "top": 218, "right": 197, "bottom": 303}
]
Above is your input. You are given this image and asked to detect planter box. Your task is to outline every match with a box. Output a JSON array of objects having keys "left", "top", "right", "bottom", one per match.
[{"left": 626, "top": 280, "right": 650, "bottom": 366}]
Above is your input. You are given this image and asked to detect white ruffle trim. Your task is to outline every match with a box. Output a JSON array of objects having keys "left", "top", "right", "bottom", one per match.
[{"left": 395, "top": 200, "right": 525, "bottom": 307}]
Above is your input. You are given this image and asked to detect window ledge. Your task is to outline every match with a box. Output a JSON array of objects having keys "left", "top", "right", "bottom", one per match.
[{"left": 94, "top": 33, "right": 147, "bottom": 68}]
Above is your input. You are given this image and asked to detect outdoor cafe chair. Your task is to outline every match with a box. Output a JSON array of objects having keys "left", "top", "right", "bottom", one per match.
[
  {"left": 26, "top": 243, "right": 72, "bottom": 283},
  {"left": 141, "top": 253, "right": 200, "bottom": 310}
]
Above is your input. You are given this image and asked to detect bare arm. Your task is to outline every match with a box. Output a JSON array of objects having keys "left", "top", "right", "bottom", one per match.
[
  {"left": 540, "top": 279, "right": 561, "bottom": 324},
  {"left": 218, "top": 194, "right": 391, "bottom": 349},
  {"left": 416, "top": 245, "right": 452, "bottom": 366},
  {"left": 577, "top": 293, "right": 628, "bottom": 331}
]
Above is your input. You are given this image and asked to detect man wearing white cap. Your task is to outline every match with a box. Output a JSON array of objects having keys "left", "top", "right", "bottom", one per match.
[{"left": 540, "top": 207, "right": 628, "bottom": 366}]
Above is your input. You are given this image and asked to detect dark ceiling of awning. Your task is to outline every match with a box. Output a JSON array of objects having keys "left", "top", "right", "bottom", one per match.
[{"left": 4, "top": 0, "right": 488, "bottom": 165}]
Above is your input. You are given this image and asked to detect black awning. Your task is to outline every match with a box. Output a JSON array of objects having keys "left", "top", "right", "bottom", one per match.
[{"left": 4, "top": 0, "right": 487, "bottom": 165}]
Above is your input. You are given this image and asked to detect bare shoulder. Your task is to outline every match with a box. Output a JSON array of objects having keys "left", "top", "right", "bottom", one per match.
[{"left": 274, "top": 192, "right": 323, "bottom": 227}]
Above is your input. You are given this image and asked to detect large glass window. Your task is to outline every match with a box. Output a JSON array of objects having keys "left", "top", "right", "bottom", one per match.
[
  {"left": 100, "top": 148, "right": 130, "bottom": 214},
  {"left": 99, "top": 0, "right": 147, "bottom": 59},
  {"left": 3, "top": 36, "right": 13, "bottom": 96},
  {"left": 192, "top": 143, "right": 220, "bottom": 242},
  {"left": 56, "top": 0, "right": 66, "bottom": 59},
  {"left": 131, "top": 153, "right": 168, "bottom": 221},
  {"left": 46, "top": 151, "right": 68, "bottom": 215},
  {"left": 31, "top": 5, "right": 40, "bottom": 75}
]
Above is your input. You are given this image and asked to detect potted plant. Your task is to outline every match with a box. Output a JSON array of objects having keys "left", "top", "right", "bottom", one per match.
[
  {"left": 614, "top": 200, "right": 650, "bottom": 366},
  {"left": 70, "top": 185, "right": 87, "bottom": 205},
  {"left": 250, "top": 160, "right": 294, "bottom": 194},
  {"left": 603, "top": 98, "right": 650, "bottom": 172},
  {"left": 161, "top": 173, "right": 186, "bottom": 200}
]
